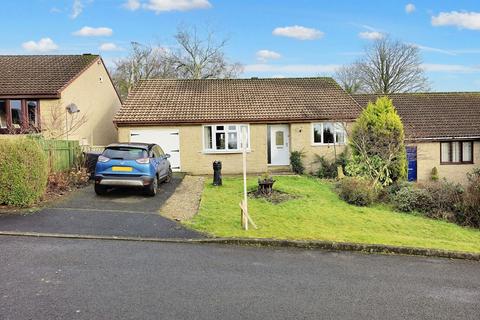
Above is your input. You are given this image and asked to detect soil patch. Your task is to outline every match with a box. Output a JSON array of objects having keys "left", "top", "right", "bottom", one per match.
[
  {"left": 160, "top": 175, "right": 205, "bottom": 221},
  {"left": 248, "top": 189, "right": 298, "bottom": 204}
]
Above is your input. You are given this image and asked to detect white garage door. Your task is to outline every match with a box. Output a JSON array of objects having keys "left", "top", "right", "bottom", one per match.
[{"left": 130, "top": 128, "right": 181, "bottom": 171}]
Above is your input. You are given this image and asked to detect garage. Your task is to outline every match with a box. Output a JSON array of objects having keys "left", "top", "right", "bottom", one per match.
[{"left": 130, "top": 129, "right": 181, "bottom": 171}]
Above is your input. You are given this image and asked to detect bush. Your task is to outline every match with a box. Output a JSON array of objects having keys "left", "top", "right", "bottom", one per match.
[
  {"left": 421, "top": 181, "right": 463, "bottom": 218},
  {"left": 47, "top": 168, "right": 90, "bottom": 194},
  {"left": 390, "top": 181, "right": 463, "bottom": 222},
  {"left": 314, "top": 149, "right": 349, "bottom": 179},
  {"left": 461, "top": 169, "right": 480, "bottom": 228},
  {"left": 314, "top": 155, "right": 337, "bottom": 179},
  {"left": 430, "top": 167, "right": 439, "bottom": 181},
  {"left": 290, "top": 150, "right": 305, "bottom": 174},
  {"left": 336, "top": 177, "right": 376, "bottom": 206},
  {"left": 391, "top": 186, "right": 434, "bottom": 213},
  {"left": 0, "top": 139, "right": 48, "bottom": 207}
]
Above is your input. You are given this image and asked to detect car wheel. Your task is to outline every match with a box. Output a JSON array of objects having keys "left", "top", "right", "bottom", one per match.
[
  {"left": 145, "top": 176, "right": 158, "bottom": 197},
  {"left": 164, "top": 168, "right": 173, "bottom": 183},
  {"left": 94, "top": 184, "right": 107, "bottom": 196}
]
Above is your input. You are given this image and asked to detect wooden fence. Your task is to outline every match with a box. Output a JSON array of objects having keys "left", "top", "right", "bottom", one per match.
[{"left": 35, "top": 139, "right": 81, "bottom": 172}]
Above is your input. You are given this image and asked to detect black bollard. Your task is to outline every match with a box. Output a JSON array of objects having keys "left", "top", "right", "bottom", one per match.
[{"left": 213, "top": 161, "right": 222, "bottom": 186}]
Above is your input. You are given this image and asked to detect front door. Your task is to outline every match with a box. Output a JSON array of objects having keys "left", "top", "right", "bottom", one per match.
[
  {"left": 406, "top": 146, "right": 417, "bottom": 181},
  {"left": 269, "top": 124, "right": 290, "bottom": 165}
]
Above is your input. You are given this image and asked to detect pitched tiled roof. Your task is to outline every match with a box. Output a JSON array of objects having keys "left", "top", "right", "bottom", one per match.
[
  {"left": 353, "top": 93, "right": 480, "bottom": 140},
  {"left": 0, "top": 54, "right": 99, "bottom": 97},
  {"left": 114, "top": 78, "right": 361, "bottom": 125}
]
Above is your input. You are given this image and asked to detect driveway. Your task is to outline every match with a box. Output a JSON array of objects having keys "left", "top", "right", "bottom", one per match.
[{"left": 0, "top": 175, "right": 205, "bottom": 239}]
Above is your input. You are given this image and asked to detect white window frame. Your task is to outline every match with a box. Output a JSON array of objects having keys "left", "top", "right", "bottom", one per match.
[
  {"left": 311, "top": 122, "right": 347, "bottom": 146},
  {"left": 202, "top": 124, "right": 251, "bottom": 153}
]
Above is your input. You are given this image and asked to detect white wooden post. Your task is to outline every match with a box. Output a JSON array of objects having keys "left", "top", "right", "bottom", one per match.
[{"left": 242, "top": 126, "right": 248, "bottom": 230}]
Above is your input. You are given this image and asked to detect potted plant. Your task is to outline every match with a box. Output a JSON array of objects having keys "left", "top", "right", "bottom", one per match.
[{"left": 258, "top": 172, "right": 275, "bottom": 195}]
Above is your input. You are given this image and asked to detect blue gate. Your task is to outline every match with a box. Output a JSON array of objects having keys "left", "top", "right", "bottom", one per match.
[{"left": 406, "top": 146, "right": 417, "bottom": 182}]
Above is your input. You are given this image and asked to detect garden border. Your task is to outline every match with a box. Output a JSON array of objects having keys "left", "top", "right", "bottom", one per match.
[{"left": 0, "top": 231, "right": 478, "bottom": 261}]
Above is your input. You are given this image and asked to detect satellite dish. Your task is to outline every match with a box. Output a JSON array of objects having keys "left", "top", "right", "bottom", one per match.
[{"left": 66, "top": 103, "right": 80, "bottom": 114}]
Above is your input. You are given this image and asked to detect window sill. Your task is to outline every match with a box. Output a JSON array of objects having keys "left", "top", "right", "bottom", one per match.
[
  {"left": 440, "top": 162, "right": 474, "bottom": 165},
  {"left": 311, "top": 143, "right": 346, "bottom": 147},
  {"left": 202, "top": 149, "right": 252, "bottom": 155}
]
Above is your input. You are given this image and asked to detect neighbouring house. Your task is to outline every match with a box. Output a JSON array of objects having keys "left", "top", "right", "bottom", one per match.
[
  {"left": 114, "top": 78, "right": 360, "bottom": 174},
  {"left": 0, "top": 54, "right": 121, "bottom": 145},
  {"left": 353, "top": 93, "right": 480, "bottom": 185}
]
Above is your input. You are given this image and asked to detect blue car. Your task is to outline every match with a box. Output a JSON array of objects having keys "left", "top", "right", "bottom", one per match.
[{"left": 94, "top": 143, "right": 172, "bottom": 196}]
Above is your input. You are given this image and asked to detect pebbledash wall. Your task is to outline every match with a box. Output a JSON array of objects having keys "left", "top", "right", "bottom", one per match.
[
  {"left": 117, "top": 122, "right": 350, "bottom": 175},
  {"left": 409, "top": 141, "right": 480, "bottom": 185},
  {"left": 41, "top": 60, "right": 121, "bottom": 146}
]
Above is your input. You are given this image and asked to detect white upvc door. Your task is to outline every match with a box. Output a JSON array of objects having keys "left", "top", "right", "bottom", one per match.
[
  {"left": 269, "top": 124, "right": 290, "bottom": 165},
  {"left": 129, "top": 128, "right": 181, "bottom": 171}
]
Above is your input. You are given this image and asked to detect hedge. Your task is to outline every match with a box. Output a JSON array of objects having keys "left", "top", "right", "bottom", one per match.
[{"left": 0, "top": 138, "right": 48, "bottom": 207}]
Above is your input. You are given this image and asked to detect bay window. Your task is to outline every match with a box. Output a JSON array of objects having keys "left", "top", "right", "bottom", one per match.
[
  {"left": 440, "top": 141, "right": 473, "bottom": 164},
  {"left": 312, "top": 122, "right": 346, "bottom": 145},
  {"left": 0, "top": 99, "right": 40, "bottom": 133},
  {"left": 203, "top": 124, "right": 249, "bottom": 152}
]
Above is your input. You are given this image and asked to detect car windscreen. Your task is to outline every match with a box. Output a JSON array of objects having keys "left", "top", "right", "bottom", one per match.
[{"left": 103, "top": 147, "right": 148, "bottom": 160}]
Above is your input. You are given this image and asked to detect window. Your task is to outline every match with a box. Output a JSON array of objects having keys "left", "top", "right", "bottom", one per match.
[
  {"left": 27, "top": 101, "right": 38, "bottom": 127},
  {"left": 10, "top": 100, "right": 22, "bottom": 128},
  {"left": 103, "top": 147, "right": 148, "bottom": 160},
  {"left": 203, "top": 124, "right": 249, "bottom": 152},
  {"left": 0, "top": 100, "right": 6, "bottom": 129},
  {"left": 153, "top": 146, "right": 165, "bottom": 157},
  {"left": 275, "top": 131, "right": 284, "bottom": 146},
  {"left": 0, "top": 99, "right": 39, "bottom": 133},
  {"left": 440, "top": 141, "right": 474, "bottom": 164},
  {"left": 312, "top": 122, "right": 346, "bottom": 145}
]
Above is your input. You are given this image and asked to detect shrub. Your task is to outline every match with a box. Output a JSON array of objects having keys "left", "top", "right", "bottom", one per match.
[
  {"left": 47, "top": 168, "right": 90, "bottom": 194},
  {"left": 314, "top": 155, "right": 337, "bottom": 179},
  {"left": 421, "top": 181, "right": 463, "bottom": 218},
  {"left": 461, "top": 169, "right": 480, "bottom": 228},
  {"left": 290, "top": 150, "right": 305, "bottom": 174},
  {"left": 430, "top": 167, "right": 439, "bottom": 181},
  {"left": 336, "top": 177, "right": 376, "bottom": 206},
  {"left": 392, "top": 186, "right": 435, "bottom": 213},
  {"left": 0, "top": 139, "right": 48, "bottom": 207},
  {"left": 348, "top": 96, "right": 407, "bottom": 186},
  {"left": 314, "top": 149, "right": 349, "bottom": 179}
]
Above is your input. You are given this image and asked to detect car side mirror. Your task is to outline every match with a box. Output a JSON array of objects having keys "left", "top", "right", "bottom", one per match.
[{"left": 165, "top": 154, "right": 171, "bottom": 159}]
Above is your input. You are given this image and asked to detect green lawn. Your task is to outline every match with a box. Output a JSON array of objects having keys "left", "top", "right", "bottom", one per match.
[{"left": 186, "top": 175, "right": 480, "bottom": 253}]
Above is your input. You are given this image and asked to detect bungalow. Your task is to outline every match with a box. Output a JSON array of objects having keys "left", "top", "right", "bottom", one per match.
[
  {"left": 353, "top": 93, "right": 480, "bottom": 185},
  {"left": 0, "top": 54, "right": 121, "bottom": 145},
  {"left": 113, "top": 78, "right": 480, "bottom": 185},
  {"left": 114, "top": 78, "right": 360, "bottom": 174}
]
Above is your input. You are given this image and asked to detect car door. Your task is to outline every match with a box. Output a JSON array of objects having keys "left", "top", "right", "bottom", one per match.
[
  {"left": 155, "top": 146, "right": 168, "bottom": 177},
  {"left": 149, "top": 147, "right": 160, "bottom": 177}
]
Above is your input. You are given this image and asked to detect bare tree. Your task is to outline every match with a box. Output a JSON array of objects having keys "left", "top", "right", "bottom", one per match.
[
  {"left": 41, "top": 103, "right": 88, "bottom": 140},
  {"left": 169, "top": 26, "right": 243, "bottom": 79},
  {"left": 357, "top": 37, "right": 429, "bottom": 94},
  {"left": 334, "top": 64, "right": 364, "bottom": 94},
  {"left": 112, "top": 42, "right": 176, "bottom": 99},
  {"left": 336, "top": 37, "right": 429, "bottom": 94}
]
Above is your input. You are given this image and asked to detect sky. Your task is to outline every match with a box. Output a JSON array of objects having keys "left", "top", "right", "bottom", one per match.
[{"left": 1, "top": 0, "right": 480, "bottom": 91}]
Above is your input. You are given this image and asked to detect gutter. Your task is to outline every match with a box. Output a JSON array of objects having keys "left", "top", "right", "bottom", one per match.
[{"left": 406, "top": 136, "right": 480, "bottom": 142}]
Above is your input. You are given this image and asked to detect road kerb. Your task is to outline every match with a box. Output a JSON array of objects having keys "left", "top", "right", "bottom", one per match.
[{"left": 0, "top": 231, "right": 478, "bottom": 261}]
